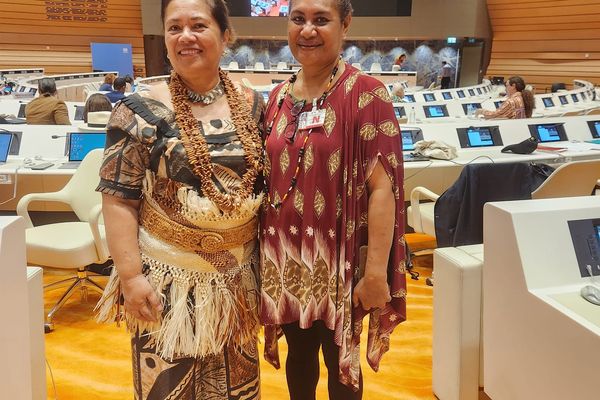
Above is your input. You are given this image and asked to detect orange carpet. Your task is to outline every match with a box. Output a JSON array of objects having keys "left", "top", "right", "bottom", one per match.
[{"left": 43, "top": 233, "right": 436, "bottom": 400}]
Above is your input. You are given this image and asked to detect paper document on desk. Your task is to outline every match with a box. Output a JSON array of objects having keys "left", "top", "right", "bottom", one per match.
[{"left": 538, "top": 142, "right": 600, "bottom": 152}]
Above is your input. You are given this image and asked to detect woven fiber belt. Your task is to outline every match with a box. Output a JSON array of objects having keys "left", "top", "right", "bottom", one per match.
[{"left": 139, "top": 200, "right": 258, "bottom": 253}]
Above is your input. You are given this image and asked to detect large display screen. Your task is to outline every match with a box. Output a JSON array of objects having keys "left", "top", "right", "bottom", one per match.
[{"left": 230, "top": 0, "right": 412, "bottom": 16}]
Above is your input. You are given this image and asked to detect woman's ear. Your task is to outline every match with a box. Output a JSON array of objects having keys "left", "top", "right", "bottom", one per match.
[{"left": 342, "top": 15, "right": 351, "bottom": 38}]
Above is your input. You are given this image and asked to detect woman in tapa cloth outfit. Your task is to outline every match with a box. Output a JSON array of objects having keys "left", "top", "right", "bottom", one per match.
[
  {"left": 260, "top": 0, "right": 407, "bottom": 398},
  {"left": 95, "top": 0, "right": 264, "bottom": 398}
]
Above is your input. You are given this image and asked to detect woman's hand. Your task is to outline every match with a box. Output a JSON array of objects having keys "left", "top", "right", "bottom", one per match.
[
  {"left": 353, "top": 274, "right": 391, "bottom": 311},
  {"left": 121, "top": 274, "right": 163, "bottom": 322}
]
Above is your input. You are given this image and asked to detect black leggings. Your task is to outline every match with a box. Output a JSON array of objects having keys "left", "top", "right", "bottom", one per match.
[{"left": 281, "top": 320, "right": 363, "bottom": 400}]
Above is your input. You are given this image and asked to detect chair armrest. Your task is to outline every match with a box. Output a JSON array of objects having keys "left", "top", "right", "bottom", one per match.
[
  {"left": 16, "top": 191, "right": 70, "bottom": 228},
  {"left": 88, "top": 203, "right": 109, "bottom": 262},
  {"left": 409, "top": 186, "right": 440, "bottom": 233}
]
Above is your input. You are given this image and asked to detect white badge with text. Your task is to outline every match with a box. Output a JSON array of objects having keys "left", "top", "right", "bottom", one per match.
[{"left": 298, "top": 109, "right": 326, "bottom": 130}]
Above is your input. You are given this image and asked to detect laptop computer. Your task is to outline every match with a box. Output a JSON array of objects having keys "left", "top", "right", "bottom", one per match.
[
  {"left": 60, "top": 132, "right": 106, "bottom": 169},
  {"left": 74, "top": 105, "right": 85, "bottom": 121},
  {"left": 0, "top": 132, "right": 13, "bottom": 164}
]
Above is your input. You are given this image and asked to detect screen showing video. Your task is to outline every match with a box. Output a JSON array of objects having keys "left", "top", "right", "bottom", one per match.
[
  {"left": 404, "top": 94, "right": 415, "bottom": 103},
  {"left": 442, "top": 92, "right": 452, "bottom": 100},
  {"left": 251, "top": 0, "right": 289, "bottom": 16},
  {"left": 542, "top": 98, "right": 555, "bottom": 108}
]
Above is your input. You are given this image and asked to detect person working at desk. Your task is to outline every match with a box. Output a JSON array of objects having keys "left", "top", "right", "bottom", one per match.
[
  {"left": 99, "top": 73, "right": 116, "bottom": 91},
  {"left": 25, "top": 78, "right": 70, "bottom": 125},
  {"left": 104, "top": 76, "right": 127, "bottom": 103},
  {"left": 83, "top": 93, "right": 112, "bottom": 123},
  {"left": 476, "top": 75, "right": 534, "bottom": 119},
  {"left": 261, "top": 0, "right": 407, "bottom": 398}
]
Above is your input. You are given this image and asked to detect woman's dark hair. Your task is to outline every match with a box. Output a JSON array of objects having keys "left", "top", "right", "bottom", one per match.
[
  {"left": 83, "top": 93, "right": 112, "bottom": 123},
  {"left": 38, "top": 78, "right": 57, "bottom": 97},
  {"left": 289, "top": 0, "right": 353, "bottom": 20},
  {"left": 508, "top": 76, "right": 535, "bottom": 118},
  {"left": 161, "top": 0, "right": 236, "bottom": 45}
]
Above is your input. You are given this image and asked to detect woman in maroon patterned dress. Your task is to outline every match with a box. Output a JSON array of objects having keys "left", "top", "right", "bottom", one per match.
[{"left": 260, "top": 0, "right": 407, "bottom": 398}]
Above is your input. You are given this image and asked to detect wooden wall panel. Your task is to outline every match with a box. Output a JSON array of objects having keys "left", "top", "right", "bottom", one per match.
[
  {"left": 0, "top": 0, "right": 145, "bottom": 77},
  {"left": 486, "top": 0, "right": 600, "bottom": 91}
]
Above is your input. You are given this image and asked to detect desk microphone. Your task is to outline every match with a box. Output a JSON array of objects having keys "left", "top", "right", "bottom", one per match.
[{"left": 51, "top": 135, "right": 67, "bottom": 139}]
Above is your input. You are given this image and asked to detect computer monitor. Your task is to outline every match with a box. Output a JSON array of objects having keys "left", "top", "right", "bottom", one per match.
[
  {"left": 462, "top": 103, "right": 482, "bottom": 115},
  {"left": 581, "top": 92, "right": 587, "bottom": 101},
  {"left": 0, "top": 130, "right": 22, "bottom": 155},
  {"left": 259, "top": 90, "right": 270, "bottom": 103},
  {"left": 423, "top": 93, "right": 436, "bottom": 102},
  {"left": 29, "top": 88, "right": 37, "bottom": 94},
  {"left": 423, "top": 105, "right": 449, "bottom": 118},
  {"left": 468, "top": 89, "right": 475, "bottom": 96},
  {"left": 476, "top": 88, "right": 482, "bottom": 95},
  {"left": 457, "top": 126, "right": 502, "bottom": 148},
  {"left": 571, "top": 94, "right": 579, "bottom": 103},
  {"left": 587, "top": 120, "right": 600, "bottom": 138},
  {"left": 456, "top": 90, "right": 466, "bottom": 98},
  {"left": 394, "top": 106, "right": 406, "bottom": 119},
  {"left": 559, "top": 95, "right": 568, "bottom": 105},
  {"left": 0, "top": 132, "right": 12, "bottom": 163},
  {"left": 17, "top": 103, "right": 27, "bottom": 118},
  {"left": 67, "top": 132, "right": 107, "bottom": 162},
  {"left": 18, "top": 86, "right": 26, "bottom": 92},
  {"left": 74, "top": 105, "right": 85, "bottom": 121},
  {"left": 528, "top": 123, "right": 568, "bottom": 143},
  {"left": 542, "top": 98, "right": 555, "bottom": 108},
  {"left": 401, "top": 129, "right": 424, "bottom": 151},
  {"left": 442, "top": 92, "right": 453, "bottom": 100},
  {"left": 403, "top": 94, "right": 415, "bottom": 103},
  {"left": 494, "top": 101, "right": 504, "bottom": 109}
]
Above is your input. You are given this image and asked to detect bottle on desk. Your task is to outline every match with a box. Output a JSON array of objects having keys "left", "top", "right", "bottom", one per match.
[{"left": 408, "top": 106, "right": 416, "bottom": 124}]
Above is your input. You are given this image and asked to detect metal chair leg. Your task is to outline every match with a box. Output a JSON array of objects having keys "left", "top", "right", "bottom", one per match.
[{"left": 45, "top": 279, "right": 82, "bottom": 331}]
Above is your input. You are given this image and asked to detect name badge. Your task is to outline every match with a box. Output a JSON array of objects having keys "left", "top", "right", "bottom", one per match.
[{"left": 298, "top": 109, "right": 326, "bottom": 130}]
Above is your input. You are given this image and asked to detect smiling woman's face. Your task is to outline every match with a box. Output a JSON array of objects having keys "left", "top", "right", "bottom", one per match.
[
  {"left": 287, "top": 0, "right": 350, "bottom": 70},
  {"left": 163, "top": 0, "right": 229, "bottom": 79}
]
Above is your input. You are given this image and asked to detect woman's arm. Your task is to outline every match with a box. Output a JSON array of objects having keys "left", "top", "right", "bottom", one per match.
[
  {"left": 352, "top": 160, "right": 394, "bottom": 311},
  {"left": 103, "top": 194, "right": 162, "bottom": 322}
]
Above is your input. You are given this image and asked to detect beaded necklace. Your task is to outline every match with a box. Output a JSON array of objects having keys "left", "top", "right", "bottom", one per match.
[
  {"left": 264, "top": 56, "right": 342, "bottom": 209},
  {"left": 169, "top": 69, "right": 263, "bottom": 212}
]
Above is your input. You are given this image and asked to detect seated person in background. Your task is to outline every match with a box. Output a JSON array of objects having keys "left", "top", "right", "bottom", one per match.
[
  {"left": 25, "top": 78, "right": 70, "bottom": 125},
  {"left": 99, "top": 73, "right": 116, "bottom": 91},
  {"left": 83, "top": 93, "right": 112, "bottom": 123},
  {"left": 123, "top": 75, "right": 135, "bottom": 92},
  {"left": 391, "top": 82, "right": 405, "bottom": 102},
  {"left": 105, "top": 77, "right": 127, "bottom": 103},
  {"left": 476, "top": 76, "right": 534, "bottom": 119},
  {"left": 394, "top": 53, "right": 406, "bottom": 69}
]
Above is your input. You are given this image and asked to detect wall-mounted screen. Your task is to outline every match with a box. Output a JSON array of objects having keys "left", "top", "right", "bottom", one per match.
[
  {"left": 462, "top": 103, "right": 482, "bottom": 115},
  {"left": 442, "top": 92, "right": 452, "bottom": 100},
  {"left": 528, "top": 123, "right": 568, "bottom": 143},
  {"left": 394, "top": 106, "right": 406, "bottom": 118},
  {"left": 231, "top": 0, "right": 412, "bottom": 16},
  {"left": 456, "top": 90, "right": 465, "bottom": 98},
  {"left": 468, "top": 89, "right": 475, "bottom": 96},
  {"left": 559, "top": 95, "right": 568, "bottom": 105},
  {"left": 423, "top": 105, "right": 449, "bottom": 118},
  {"left": 401, "top": 129, "right": 424, "bottom": 151},
  {"left": 494, "top": 101, "right": 504, "bottom": 109},
  {"left": 423, "top": 93, "right": 436, "bottom": 102},
  {"left": 571, "top": 94, "right": 579, "bottom": 103},
  {"left": 457, "top": 126, "right": 502, "bottom": 148},
  {"left": 542, "top": 98, "right": 555, "bottom": 108},
  {"left": 587, "top": 120, "right": 600, "bottom": 138},
  {"left": 403, "top": 94, "right": 415, "bottom": 103}
]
